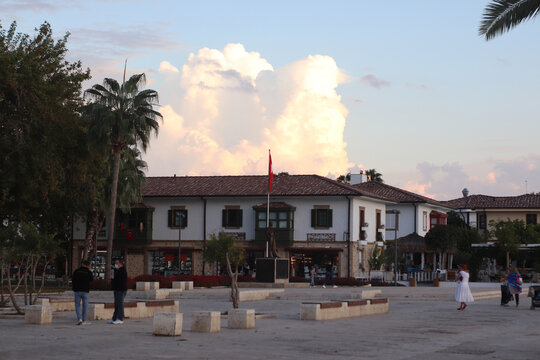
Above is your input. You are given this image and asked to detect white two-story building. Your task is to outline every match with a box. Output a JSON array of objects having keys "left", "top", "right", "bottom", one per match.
[{"left": 72, "top": 174, "right": 392, "bottom": 278}]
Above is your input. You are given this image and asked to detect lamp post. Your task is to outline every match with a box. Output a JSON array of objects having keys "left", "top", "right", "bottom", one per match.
[
  {"left": 391, "top": 210, "right": 400, "bottom": 286},
  {"left": 176, "top": 212, "right": 186, "bottom": 275}
]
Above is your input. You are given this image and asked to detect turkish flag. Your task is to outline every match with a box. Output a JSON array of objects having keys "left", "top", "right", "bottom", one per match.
[{"left": 268, "top": 151, "right": 273, "bottom": 193}]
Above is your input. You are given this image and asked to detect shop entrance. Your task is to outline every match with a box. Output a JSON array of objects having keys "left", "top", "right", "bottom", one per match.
[{"left": 290, "top": 250, "right": 339, "bottom": 279}]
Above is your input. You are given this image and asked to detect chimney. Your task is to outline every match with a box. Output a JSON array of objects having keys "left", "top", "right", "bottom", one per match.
[
  {"left": 462, "top": 188, "right": 469, "bottom": 197},
  {"left": 350, "top": 171, "right": 366, "bottom": 185}
]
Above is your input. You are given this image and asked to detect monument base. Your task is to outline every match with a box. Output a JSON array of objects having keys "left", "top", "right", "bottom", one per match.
[{"left": 256, "top": 258, "right": 290, "bottom": 283}]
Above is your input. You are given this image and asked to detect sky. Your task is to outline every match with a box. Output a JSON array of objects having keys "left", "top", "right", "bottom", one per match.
[{"left": 2, "top": 0, "right": 540, "bottom": 200}]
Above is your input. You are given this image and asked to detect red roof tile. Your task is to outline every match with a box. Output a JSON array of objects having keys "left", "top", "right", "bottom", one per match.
[
  {"left": 443, "top": 194, "right": 540, "bottom": 209},
  {"left": 352, "top": 181, "right": 449, "bottom": 208},
  {"left": 142, "top": 174, "right": 389, "bottom": 200}
]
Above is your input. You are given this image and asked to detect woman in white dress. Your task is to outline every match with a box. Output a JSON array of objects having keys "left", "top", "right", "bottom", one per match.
[{"left": 455, "top": 264, "right": 474, "bottom": 310}]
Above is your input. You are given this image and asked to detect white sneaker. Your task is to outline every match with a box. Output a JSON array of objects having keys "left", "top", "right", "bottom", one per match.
[
  {"left": 333, "top": 285, "right": 338, "bottom": 288},
  {"left": 322, "top": 285, "right": 326, "bottom": 288},
  {"left": 76, "top": 319, "right": 83, "bottom": 325},
  {"left": 107, "top": 319, "right": 115, "bottom": 324},
  {"left": 112, "top": 320, "right": 124, "bottom": 325},
  {"left": 82, "top": 321, "right": 91, "bottom": 325}
]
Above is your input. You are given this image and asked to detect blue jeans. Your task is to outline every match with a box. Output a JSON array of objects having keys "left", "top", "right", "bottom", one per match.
[
  {"left": 113, "top": 290, "right": 127, "bottom": 321},
  {"left": 74, "top": 291, "right": 89, "bottom": 321}
]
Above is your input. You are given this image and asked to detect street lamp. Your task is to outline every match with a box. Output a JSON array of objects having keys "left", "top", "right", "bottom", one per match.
[
  {"left": 175, "top": 211, "right": 186, "bottom": 275},
  {"left": 390, "top": 210, "right": 400, "bottom": 286}
]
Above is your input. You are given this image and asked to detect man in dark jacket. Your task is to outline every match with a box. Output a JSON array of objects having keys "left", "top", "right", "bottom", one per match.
[
  {"left": 108, "top": 258, "right": 128, "bottom": 324},
  {"left": 72, "top": 259, "right": 93, "bottom": 325}
]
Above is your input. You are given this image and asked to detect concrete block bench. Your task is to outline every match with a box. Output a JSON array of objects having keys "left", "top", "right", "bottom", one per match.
[
  {"left": 153, "top": 312, "right": 183, "bottom": 336},
  {"left": 172, "top": 281, "right": 194, "bottom": 290},
  {"left": 191, "top": 311, "right": 221, "bottom": 333},
  {"left": 37, "top": 297, "right": 75, "bottom": 311},
  {"left": 238, "top": 289, "right": 284, "bottom": 301},
  {"left": 88, "top": 300, "right": 179, "bottom": 320},
  {"left": 300, "top": 298, "right": 389, "bottom": 321},
  {"left": 350, "top": 289, "right": 382, "bottom": 300},
  {"left": 136, "top": 281, "right": 160, "bottom": 291},
  {"left": 25, "top": 304, "right": 53, "bottom": 324},
  {"left": 144, "top": 300, "right": 179, "bottom": 317},
  {"left": 228, "top": 309, "right": 255, "bottom": 329}
]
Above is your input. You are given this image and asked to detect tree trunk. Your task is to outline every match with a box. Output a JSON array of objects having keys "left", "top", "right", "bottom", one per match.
[
  {"left": 6, "top": 266, "right": 24, "bottom": 314},
  {"left": 83, "top": 209, "right": 98, "bottom": 261},
  {"left": 225, "top": 252, "right": 239, "bottom": 309},
  {"left": 105, "top": 150, "right": 122, "bottom": 281}
]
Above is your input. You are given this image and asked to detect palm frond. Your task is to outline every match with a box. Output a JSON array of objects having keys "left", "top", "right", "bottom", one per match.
[{"left": 479, "top": 0, "right": 540, "bottom": 40}]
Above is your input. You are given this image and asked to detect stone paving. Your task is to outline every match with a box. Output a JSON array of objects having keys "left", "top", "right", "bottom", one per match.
[{"left": 1, "top": 283, "right": 539, "bottom": 359}]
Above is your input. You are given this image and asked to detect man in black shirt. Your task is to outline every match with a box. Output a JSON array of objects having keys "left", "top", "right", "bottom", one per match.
[
  {"left": 72, "top": 259, "right": 93, "bottom": 325},
  {"left": 108, "top": 258, "right": 128, "bottom": 324}
]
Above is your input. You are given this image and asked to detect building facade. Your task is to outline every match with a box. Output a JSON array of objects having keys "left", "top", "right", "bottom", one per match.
[{"left": 72, "top": 174, "right": 392, "bottom": 278}]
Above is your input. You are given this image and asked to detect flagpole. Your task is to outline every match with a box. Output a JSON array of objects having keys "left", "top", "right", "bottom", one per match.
[{"left": 266, "top": 149, "right": 270, "bottom": 257}]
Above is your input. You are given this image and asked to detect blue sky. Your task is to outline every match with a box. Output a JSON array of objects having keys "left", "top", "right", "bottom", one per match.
[{"left": 3, "top": 0, "right": 540, "bottom": 199}]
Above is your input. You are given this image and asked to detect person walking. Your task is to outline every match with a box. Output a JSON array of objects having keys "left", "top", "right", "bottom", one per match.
[
  {"left": 500, "top": 268, "right": 511, "bottom": 307},
  {"left": 309, "top": 265, "right": 316, "bottom": 287},
  {"left": 506, "top": 267, "right": 523, "bottom": 307},
  {"left": 72, "top": 259, "right": 93, "bottom": 325},
  {"left": 322, "top": 263, "right": 337, "bottom": 288},
  {"left": 108, "top": 258, "right": 127, "bottom": 324},
  {"left": 455, "top": 264, "right": 474, "bottom": 310}
]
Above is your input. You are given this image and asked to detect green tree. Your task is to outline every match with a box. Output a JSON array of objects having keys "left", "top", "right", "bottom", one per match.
[
  {"left": 489, "top": 219, "right": 533, "bottom": 268},
  {"left": 202, "top": 232, "right": 245, "bottom": 308},
  {"left": 479, "top": 0, "right": 540, "bottom": 40},
  {"left": 337, "top": 173, "right": 351, "bottom": 184},
  {"left": 365, "top": 169, "right": 384, "bottom": 183},
  {"left": 85, "top": 70, "right": 162, "bottom": 280},
  {"left": 0, "top": 21, "right": 92, "bottom": 288}
]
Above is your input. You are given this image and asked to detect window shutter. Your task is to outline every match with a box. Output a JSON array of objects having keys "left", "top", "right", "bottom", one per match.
[
  {"left": 222, "top": 209, "right": 227, "bottom": 227},
  {"left": 238, "top": 209, "right": 243, "bottom": 227},
  {"left": 168, "top": 210, "right": 172, "bottom": 227},
  {"left": 183, "top": 211, "right": 188, "bottom": 227},
  {"left": 311, "top": 209, "right": 316, "bottom": 227},
  {"left": 328, "top": 209, "right": 333, "bottom": 227}
]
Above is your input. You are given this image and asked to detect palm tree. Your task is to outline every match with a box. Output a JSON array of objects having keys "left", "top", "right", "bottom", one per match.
[
  {"left": 479, "top": 0, "right": 540, "bottom": 40},
  {"left": 85, "top": 70, "right": 162, "bottom": 280},
  {"left": 365, "top": 169, "right": 384, "bottom": 183}
]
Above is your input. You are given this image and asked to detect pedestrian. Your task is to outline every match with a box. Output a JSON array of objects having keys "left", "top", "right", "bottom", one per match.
[
  {"left": 500, "top": 268, "right": 511, "bottom": 307},
  {"left": 108, "top": 258, "right": 127, "bottom": 324},
  {"left": 455, "top": 264, "right": 474, "bottom": 310},
  {"left": 322, "top": 263, "right": 337, "bottom": 288},
  {"left": 309, "top": 265, "right": 316, "bottom": 287},
  {"left": 72, "top": 259, "right": 93, "bottom": 325},
  {"left": 506, "top": 267, "right": 523, "bottom": 307}
]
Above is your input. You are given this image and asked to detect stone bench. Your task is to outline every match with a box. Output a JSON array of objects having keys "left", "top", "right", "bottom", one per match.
[
  {"left": 191, "top": 311, "right": 221, "bottom": 333},
  {"left": 238, "top": 289, "right": 284, "bottom": 301},
  {"left": 37, "top": 297, "right": 75, "bottom": 311},
  {"left": 87, "top": 300, "right": 179, "bottom": 320},
  {"left": 136, "top": 281, "right": 160, "bottom": 291},
  {"left": 350, "top": 289, "right": 382, "bottom": 300},
  {"left": 228, "top": 309, "right": 255, "bottom": 329},
  {"left": 130, "top": 288, "right": 183, "bottom": 300},
  {"left": 25, "top": 304, "right": 52, "bottom": 324},
  {"left": 153, "top": 312, "right": 183, "bottom": 336},
  {"left": 300, "top": 298, "right": 389, "bottom": 321},
  {"left": 172, "top": 281, "right": 194, "bottom": 290}
]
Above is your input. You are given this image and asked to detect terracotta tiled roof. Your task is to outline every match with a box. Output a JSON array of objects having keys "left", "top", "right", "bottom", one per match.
[
  {"left": 352, "top": 181, "right": 449, "bottom": 208},
  {"left": 443, "top": 194, "right": 540, "bottom": 209},
  {"left": 142, "top": 174, "right": 389, "bottom": 200},
  {"left": 252, "top": 202, "right": 296, "bottom": 210}
]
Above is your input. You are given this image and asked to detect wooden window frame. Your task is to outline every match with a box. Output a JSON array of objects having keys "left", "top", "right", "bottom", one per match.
[
  {"left": 168, "top": 206, "right": 188, "bottom": 229},
  {"left": 422, "top": 211, "right": 427, "bottom": 231},
  {"left": 311, "top": 205, "right": 333, "bottom": 229},
  {"left": 222, "top": 206, "right": 243, "bottom": 229}
]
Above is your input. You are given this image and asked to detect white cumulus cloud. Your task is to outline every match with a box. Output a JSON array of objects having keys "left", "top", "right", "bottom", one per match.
[{"left": 144, "top": 43, "right": 354, "bottom": 177}]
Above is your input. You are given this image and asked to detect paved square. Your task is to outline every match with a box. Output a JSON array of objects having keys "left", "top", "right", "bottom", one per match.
[{"left": 1, "top": 285, "right": 539, "bottom": 359}]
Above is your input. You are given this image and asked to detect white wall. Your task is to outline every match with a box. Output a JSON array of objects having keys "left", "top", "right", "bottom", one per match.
[
  {"left": 385, "top": 204, "right": 415, "bottom": 240},
  {"left": 350, "top": 198, "right": 387, "bottom": 243}
]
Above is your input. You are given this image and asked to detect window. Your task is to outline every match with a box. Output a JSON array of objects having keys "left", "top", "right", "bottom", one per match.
[
  {"left": 168, "top": 208, "right": 188, "bottom": 228},
  {"left": 311, "top": 207, "right": 333, "bottom": 228},
  {"left": 376, "top": 210, "right": 382, "bottom": 229},
  {"left": 385, "top": 211, "right": 399, "bottom": 230},
  {"left": 359, "top": 207, "right": 366, "bottom": 240},
  {"left": 526, "top": 214, "right": 537, "bottom": 225},
  {"left": 222, "top": 207, "right": 243, "bottom": 228},
  {"left": 478, "top": 213, "right": 487, "bottom": 230},
  {"left": 256, "top": 211, "right": 293, "bottom": 229},
  {"left": 422, "top": 211, "right": 427, "bottom": 231}
]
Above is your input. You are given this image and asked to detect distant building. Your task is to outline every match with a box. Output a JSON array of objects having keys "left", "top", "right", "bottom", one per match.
[{"left": 72, "top": 174, "right": 393, "bottom": 278}]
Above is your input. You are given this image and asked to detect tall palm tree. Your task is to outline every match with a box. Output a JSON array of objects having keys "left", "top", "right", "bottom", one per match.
[
  {"left": 365, "top": 169, "right": 384, "bottom": 183},
  {"left": 85, "top": 70, "right": 162, "bottom": 280},
  {"left": 479, "top": 0, "right": 540, "bottom": 40}
]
